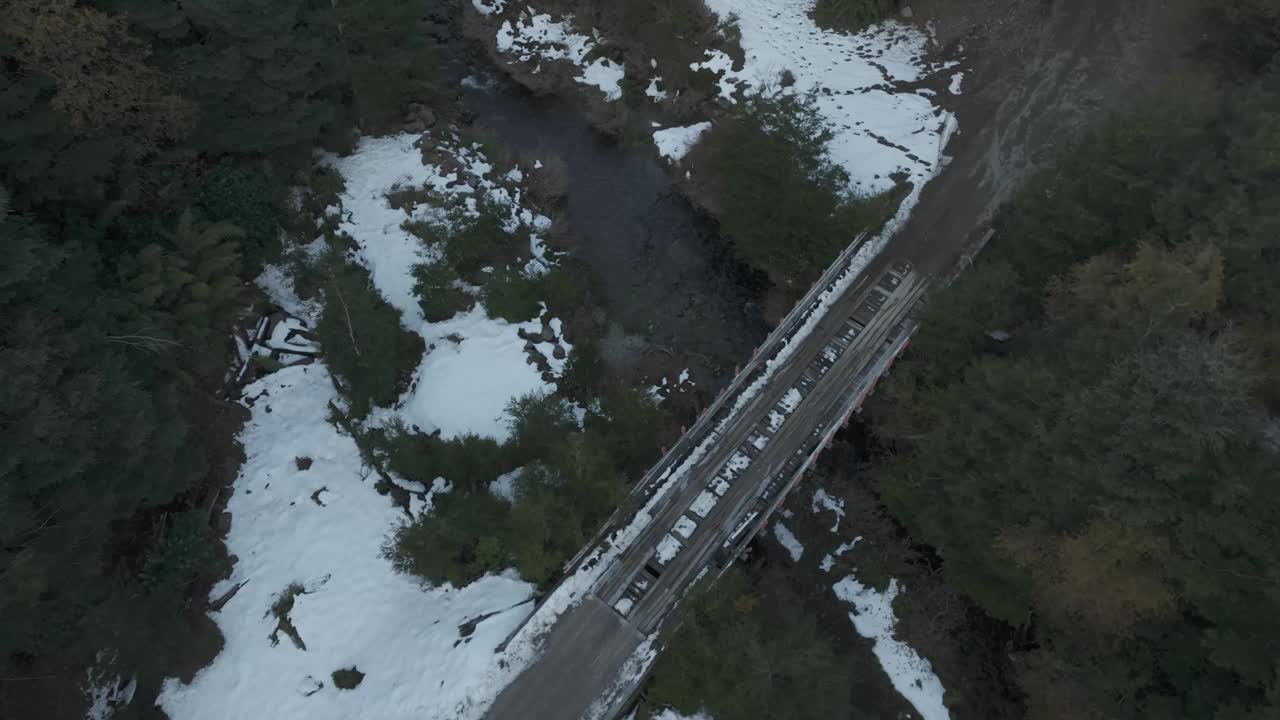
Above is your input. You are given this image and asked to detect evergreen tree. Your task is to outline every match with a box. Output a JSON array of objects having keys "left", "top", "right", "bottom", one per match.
[
  {"left": 117, "top": 208, "right": 244, "bottom": 374},
  {"left": 0, "top": 202, "right": 208, "bottom": 678}
]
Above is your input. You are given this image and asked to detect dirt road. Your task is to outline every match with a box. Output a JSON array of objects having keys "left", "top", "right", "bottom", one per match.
[{"left": 899, "top": 0, "right": 1208, "bottom": 271}]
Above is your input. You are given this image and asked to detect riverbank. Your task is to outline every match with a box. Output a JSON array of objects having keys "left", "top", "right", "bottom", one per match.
[{"left": 463, "top": 0, "right": 959, "bottom": 318}]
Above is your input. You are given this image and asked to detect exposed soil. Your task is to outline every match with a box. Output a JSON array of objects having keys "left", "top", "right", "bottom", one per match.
[{"left": 894, "top": 0, "right": 1213, "bottom": 272}]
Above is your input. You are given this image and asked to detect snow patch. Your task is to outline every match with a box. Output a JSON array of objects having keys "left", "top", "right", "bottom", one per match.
[
  {"left": 577, "top": 57, "right": 625, "bottom": 100},
  {"left": 689, "top": 490, "right": 719, "bottom": 518},
  {"left": 399, "top": 305, "right": 553, "bottom": 442},
  {"left": 493, "top": 9, "right": 624, "bottom": 103},
  {"left": 656, "top": 534, "right": 683, "bottom": 564},
  {"left": 652, "top": 122, "right": 712, "bottom": 162},
  {"left": 491, "top": 467, "right": 525, "bottom": 503},
  {"left": 833, "top": 576, "right": 949, "bottom": 720},
  {"left": 158, "top": 365, "right": 537, "bottom": 720},
  {"left": 645, "top": 77, "right": 669, "bottom": 101},
  {"left": 701, "top": 0, "right": 957, "bottom": 194},
  {"left": 811, "top": 488, "right": 846, "bottom": 532},
  {"left": 779, "top": 388, "right": 803, "bottom": 413},
  {"left": 772, "top": 522, "right": 804, "bottom": 561}
]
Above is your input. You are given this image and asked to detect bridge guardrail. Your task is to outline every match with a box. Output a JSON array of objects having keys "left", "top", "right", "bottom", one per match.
[{"left": 556, "top": 231, "right": 874, "bottom": 577}]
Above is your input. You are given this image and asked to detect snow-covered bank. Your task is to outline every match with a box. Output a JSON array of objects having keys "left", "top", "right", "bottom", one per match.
[
  {"left": 161, "top": 129, "right": 579, "bottom": 719},
  {"left": 833, "top": 576, "right": 949, "bottom": 720},
  {"left": 698, "top": 0, "right": 956, "bottom": 194},
  {"left": 326, "top": 132, "right": 568, "bottom": 441},
  {"left": 158, "top": 365, "right": 535, "bottom": 720},
  {"left": 772, "top": 522, "right": 805, "bottom": 561},
  {"left": 653, "top": 123, "right": 712, "bottom": 162},
  {"left": 485, "top": 4, "right": 625, "bottom": 101}
]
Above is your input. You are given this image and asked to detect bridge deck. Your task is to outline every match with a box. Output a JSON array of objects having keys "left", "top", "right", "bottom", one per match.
[{"left": 484, "top": 250, "right": 928, "bottom": 720}]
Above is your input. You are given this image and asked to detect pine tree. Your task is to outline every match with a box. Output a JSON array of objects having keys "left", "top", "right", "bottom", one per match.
[{"left": 118, "top": 209, "right": 244, "bottom": 369}]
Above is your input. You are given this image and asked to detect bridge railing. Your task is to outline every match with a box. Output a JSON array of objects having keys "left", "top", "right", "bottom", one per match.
[{"left": 556, "top": 231, "right": 874, "bottom": 577}]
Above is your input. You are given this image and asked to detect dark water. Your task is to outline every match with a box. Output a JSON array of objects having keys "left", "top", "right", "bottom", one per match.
[{"left": 460, "top": 71, "right": 767, "bottom": 364}]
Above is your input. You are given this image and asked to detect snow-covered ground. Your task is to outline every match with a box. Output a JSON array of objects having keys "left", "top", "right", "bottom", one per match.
[
  {"left": 158, "top": 365, "right": 536, "bottom": 720},
  {"left": 471, "top": 0, "right": 956, "bottom": 194},
  {"left": 159, "top": 130, "right": 581, "bottom": 719},
  {"left": 811, "top": 488, "right": 846, "bottom": 532},
  {"left": 698, "top": 0, "right": 957, "bottom": 196},
  {"left": 489, "top": 4, "right": 625, "bottom": 100},
  {"left": 772, "top": 522, "right": 805, "bottom": 561},
  {"left": 155, "top": 3, "right": 964, "bottom": 716},
  {"left": 653, "top": 123, "right": 712, "bottom": 162},
  {"left": 833, "top": 576, "right": 949, "bottom": 720},
  {"left": 399, "top": 305, "right": 554, "bottom": 442},
  {"left": 327, "top": 133, "right": 569, "bottom": 441}
]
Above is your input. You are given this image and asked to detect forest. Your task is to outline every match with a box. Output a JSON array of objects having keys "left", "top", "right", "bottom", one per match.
[
  {"left": 865, "top": 20, "right": 1280, "bottom": 720},
  {"left": 6, "top": 0, "right": 1280, "bottom": 718},
  {"left": 1, "top": 0, "right": 444, "bottom": 712}
]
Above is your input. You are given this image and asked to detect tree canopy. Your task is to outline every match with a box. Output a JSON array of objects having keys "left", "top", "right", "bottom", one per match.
[{"left": 868, "top": 64, "right": 1280, "bottom": 720}]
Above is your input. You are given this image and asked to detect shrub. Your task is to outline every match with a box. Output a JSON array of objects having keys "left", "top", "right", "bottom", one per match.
[
  {"left": 537, "top": 261, "right": 595, "bottom": 312},
  {"left": 382, "top": 491, "right": 513, "bottom": 587},
  {"left": 382, "top": 425, "right": 508, "bottom": 495},
  {"left": 559, "top": 339, "right": 606, "bottom": 403},
  {"left": 507, "top": 465, "right": 588, "bottom": 585},
  {"left": 482, "top": 266, "right": 544, "bottom": 322},
  {"left": 642, "top": 570, "right": 844, "bottom": 720},
  {"left": 309, "top": 165, "right": 348, "bottom": 209},
  {"left": 191, "top": 161, "right": 283, "bottom": 274},
  {"left": 811, "top": 0, "right": 899, "bottom": 33},
  {"left": 315, "top": 251, "right": 425, "bottom": 417},
  {"left": 139, "top": 511, "right": 216, "bottom": 597},
  {"left": 444, "top": 201, "right": 523, "bottom": 281},
  {"left": 331, "top": 667, "right": 365, "bottom": 690},
  {"left": 251, "top": 354, "right": 285, "bottom": 375},
  {"left": 587, "top": 388, "right": 672, "bottom": 476},
  {"left": 506, "top": 391, "right": 581, "bottom": 463},
  {"left": 696, "top": 91, "right": 900, "bottom": 292},
  {"left": 412, "top": 258, "right": 474, "bottom": 322},
  {"left": 268, "top": 583, "right": 307, "bottom": 650}
]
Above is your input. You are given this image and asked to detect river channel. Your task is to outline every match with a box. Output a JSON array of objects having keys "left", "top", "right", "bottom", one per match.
[{"left": 457, "top": 69, "right": 768, "bottom": 367}]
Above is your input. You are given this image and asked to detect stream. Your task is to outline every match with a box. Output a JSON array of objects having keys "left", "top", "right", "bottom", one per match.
[{"left": 459, "top": 69, "right": 769, "bottom": 368}]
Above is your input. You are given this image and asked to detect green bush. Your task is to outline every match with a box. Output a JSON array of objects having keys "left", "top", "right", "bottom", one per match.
[
  {"left": 811, "top": 0, "right": 898, "bottom": 33},
  {"left": 315, "top": 252, "right": 425, "bottom": 417},
  {"left": 506, "top": 391, "right": 581, "bottom": 463},
  {"left": 698, "top": 92, "right": 900, "bottom": 292},
  {"left": 444, "top": 202, "right": 521, "bottom": 280},
  {"left": 139, "top": 511, "right": 217, "bottom": 597},
  {"left": 381, "top": 425, "right": 509, "bottom": 495},
  {"left": 412, "top": 258, "right": 474, "bottom": 322},
  {"left": 382, "top": 491, "right": 513, "bottom": 587},
  {"left": 482, "top": 266, "right": 544, "bottom": 322},
  {"left": 309, "top": 165, "right": 348, "bottom": 209},
  {"left": 268, "top": 583, "right": 307, "bottom": 650},
  {"left": 587, "top": 388, "right": 672, "bottom": 477},
  {"left": 538, "top": 261, "right": 595, "bottom": 312},
  {"left": 642, "top": 570, "right": 844, "bottom": 720},
  {"left": 559, "top": 340, "right": 606, "bottom": 403},
  {"left": 331, "top": 667, "right": 365, "bottom": 690},
  {"left": 191, "top": 161, "right": 283, "bottom": 274},
  {"left": 381, "top": 393, "right": 635, "bottom": 589}
]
